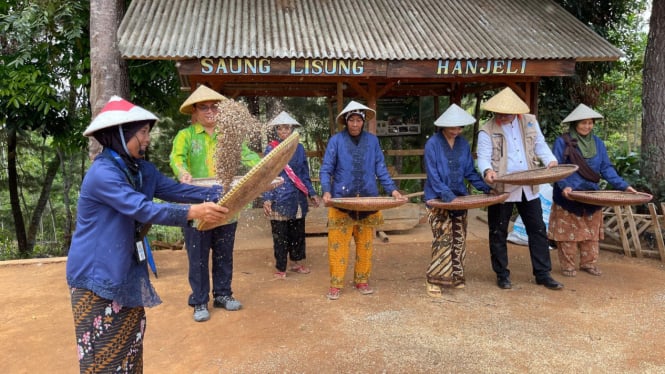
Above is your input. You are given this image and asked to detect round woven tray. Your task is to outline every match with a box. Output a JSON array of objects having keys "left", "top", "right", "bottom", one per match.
[
  {"left": 327, "top": 197, "right": 408, "bottom": 211},
  {"left": 568, "top": 190, "right": 653, "bottom": 207},
  {"left": 494, "top": 164, "right": 579, "bottom": 185},
  {"left": 196, "top": 132, "right": 299, "bottom": 230},
  {"left": 426, "top": 193, "right": 509, "bottom": 210}
]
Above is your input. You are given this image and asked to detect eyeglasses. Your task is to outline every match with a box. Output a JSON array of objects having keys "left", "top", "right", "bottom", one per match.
[{"left": 196, "top": 104, "right": 218, "bottom": 112}]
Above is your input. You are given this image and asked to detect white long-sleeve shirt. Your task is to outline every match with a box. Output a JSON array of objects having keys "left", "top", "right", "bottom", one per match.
[{"left": 477, "top": 116, "right": 556, "bottom": 202}]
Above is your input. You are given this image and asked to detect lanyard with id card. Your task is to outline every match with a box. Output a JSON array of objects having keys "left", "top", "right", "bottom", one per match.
[{"left": 102, "top": 149, "right": 147, "bottom": 265}]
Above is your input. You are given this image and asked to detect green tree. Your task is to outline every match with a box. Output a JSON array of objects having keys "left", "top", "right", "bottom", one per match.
[
  {"left": 0, "top": 0, "right": 90, "bottom": 257},
  {"left": 540, "top": 0, "right": 648, "bottom": 140}
]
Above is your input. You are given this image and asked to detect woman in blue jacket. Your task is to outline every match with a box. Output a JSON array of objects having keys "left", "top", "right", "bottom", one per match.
[
  {"left": 319, "top": 101, "right": 402, "bottom": 300},
  {"left": 548, "top": 104, "right": 636, "bottom": 277},
  {"left": 423, "top": 104, "right": 491, "bottom": 296},
  {"left": 66, "top": 96, "right": 228, "bottom": 373},
  {"left": 262, "top": 111, "right": 320, "bottom": 279}
]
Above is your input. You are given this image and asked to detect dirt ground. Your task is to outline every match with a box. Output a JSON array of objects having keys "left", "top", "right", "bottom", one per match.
[{"left": 2, "top": 208, "right": 665, "bottom": 373}]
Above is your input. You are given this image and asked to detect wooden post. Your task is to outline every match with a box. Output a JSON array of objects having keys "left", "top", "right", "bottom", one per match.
[
  {"left": 472, "top": 92, "right": 481, "bottom": 154},
  {"left": 648, "top": 203, "right": 665, "bottom": 262},
  {"left": 625, "top": 207, "right": 643, "bottom": 258},
  {"left": 336, "top": 82, "right": 344, "bottom": 133},
  {"left": 613, "top": 206, "right": 633, "bottom": 257},
  {"left": 367, "top": 81, "right": 377, "bottom": 134}
]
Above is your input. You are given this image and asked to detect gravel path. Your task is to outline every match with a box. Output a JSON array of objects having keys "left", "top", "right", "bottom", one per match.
[{"left": 1, "top": 209, "right": 665, "bottom": 373}]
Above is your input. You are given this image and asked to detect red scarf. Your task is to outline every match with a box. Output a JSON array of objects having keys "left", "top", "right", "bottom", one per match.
[{"left": 269, "top": 140, "right": 309, "bottom": 196}]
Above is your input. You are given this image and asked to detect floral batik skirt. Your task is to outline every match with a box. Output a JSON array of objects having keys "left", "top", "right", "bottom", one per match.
[{"left": 70, "top": 288, "right": 146, "bottom": 374}]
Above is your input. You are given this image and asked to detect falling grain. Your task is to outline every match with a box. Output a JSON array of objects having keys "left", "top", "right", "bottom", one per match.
[{"left": 214, "top": 99, "right": 263, "bottom": 191}]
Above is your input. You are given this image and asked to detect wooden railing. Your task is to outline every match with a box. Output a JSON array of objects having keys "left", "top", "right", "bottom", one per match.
[
  {"left": 306, "top": 148, "right": 428, "bottom": 183},
  {"left": 384, "top": 149, "right": 426, "bottom": 181}
]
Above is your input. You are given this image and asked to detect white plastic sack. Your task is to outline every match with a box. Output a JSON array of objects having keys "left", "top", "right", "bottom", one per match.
[{"left": 507, "top": 183, "right": 553, "bottom": 246}]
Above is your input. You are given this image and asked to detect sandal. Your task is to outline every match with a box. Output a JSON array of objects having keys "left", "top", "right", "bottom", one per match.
[
  {"left": 426, "top": 282, "right": 442, "bottom": 298},
  {"left": 355, "top": 283, "right": 374, "bottom": 295},
  {"left": 274, "top": 271, "right": 286, "bottom": 279},
  {"left": 290, "top": 264, "right": 311, "bottom": 274},
  {"left": 326, "top": 287, "right": 340, "bottom": 300},
  {"left": 561, "top": 269, "right": 577, "bottom": 277},
  {"left": 581, "top": 266, "right": 602, "bottom": 276}
]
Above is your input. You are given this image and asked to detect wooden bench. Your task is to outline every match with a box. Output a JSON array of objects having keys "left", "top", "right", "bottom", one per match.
[{"left": 391, "top": 173, "right": 427, "bottom": 180}]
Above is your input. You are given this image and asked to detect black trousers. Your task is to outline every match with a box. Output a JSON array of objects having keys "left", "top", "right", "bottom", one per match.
[
  {"left": 270, "top": 218, "right": 306, "bottom": 272},
  {"left": 487, "top": 194, "right": 552, "bottom": 280}
]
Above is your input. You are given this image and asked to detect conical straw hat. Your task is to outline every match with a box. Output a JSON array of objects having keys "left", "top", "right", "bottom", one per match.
[
  {"left": 434, "top": 104, "right": 476, "bottom": 127},
  {"left": 481, "top": 87, "right": 530, "bottom": 114},
  {"left": 336, "top": 100, "right": 376, "bottom": 125},
  {"left": 83, "top": 96, "right": 158, "bottom": 136},
  {"left": 562, "top": 104, "right": 603, "bottom": 123},
  {"left": 268, "top": 111, "right": 301, "bottom": 127},
  {"left": 179, "top": 85, "right": 227, "bottom": 114}
]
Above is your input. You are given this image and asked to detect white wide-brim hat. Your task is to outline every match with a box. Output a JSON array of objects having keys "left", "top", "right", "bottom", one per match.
[
  {"left": 562, "top": 104, "right": 603, "bottom": 123},
  {"left": 179, "top": 85, "right": 228, "bottom": 114},
  {"left": 481, "top": 87, "right": 530, "bottom": 114},
  {"left": 83, "top": 96, "right": 158, "bottom": 136},
  {"left": 336, "top": 100, "right": 376, "bottom": 126},
  {"left": 268, "top": 111, "right": 301, "bottom": 127},
  {"left": 434, "top": 103, "right": 476, "bottom": 127}
]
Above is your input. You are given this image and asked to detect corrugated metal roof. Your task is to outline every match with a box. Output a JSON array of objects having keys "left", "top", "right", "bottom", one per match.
[{"left": 118, "top": 0, "right": 621, "bottom": 61}]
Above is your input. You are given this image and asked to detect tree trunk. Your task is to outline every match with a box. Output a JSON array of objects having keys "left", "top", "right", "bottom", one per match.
[
  {"left": 25, "top": 156, "right": 61, "bottom": 254},
  {"left": 58, "top": 150, "right": 74, "bottom": 253},
  {"left": 89, "top": 0, "right": 129, "bottom": 159},
  {"left": 642, "top": 0, "right": 665, "bottom": 199},
  {"left": 7, "top": 129, "right": 28, "bottom": 256}
]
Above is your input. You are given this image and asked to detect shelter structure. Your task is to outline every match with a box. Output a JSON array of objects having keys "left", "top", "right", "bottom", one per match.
[
  {"left": 118, "top": 0, "right": 624, "bottom": 230},
  {"left": 118, "top": 0, "right": 621, "bottom": 135}
]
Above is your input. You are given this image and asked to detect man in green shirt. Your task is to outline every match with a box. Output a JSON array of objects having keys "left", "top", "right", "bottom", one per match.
[{"left": 170, "top": 85, "right": 260, "bottom": 322}]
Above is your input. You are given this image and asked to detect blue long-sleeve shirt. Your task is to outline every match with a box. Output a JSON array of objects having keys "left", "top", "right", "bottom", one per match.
[
  {"left": 424, "top": 132, "right": 490, "bottom": 203},
  {"left": 551, "top": 134, "right": 629, "bottom": 216},
  {"left": 319, "top": 130, "right": 397, "bottom": 198},
  {"left": 66, "top": 150, "right": 221, "bottom": 307},
  {"left": 262, "top": 142, "right": 317, "bottom": 218}
]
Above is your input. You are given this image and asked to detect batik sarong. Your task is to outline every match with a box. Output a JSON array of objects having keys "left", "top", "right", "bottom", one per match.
[
  {"left": 426, "top": 208, "right": 468, "bottom": 288},
  {"left": 70, "top": 288, "right": 146, "bottom": 374}
]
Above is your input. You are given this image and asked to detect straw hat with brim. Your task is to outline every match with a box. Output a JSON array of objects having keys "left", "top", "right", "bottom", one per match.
[
  {"left": 481, "top": 87, "right": 530, "bottom": 114},
  {"left": 179, "top": 85, "right": 227, "bottom": 115},
  {"left": 434, "top": 103, "right": 476, "bottom": 127},
  {"left": 83, "top": 96, "right": 158, "bottom": 136},
  {"left": 562, "top": 104, "right": 603, "bottom": 123},
  {"left": 268, "top": 111, "right": 301, "bottom": 127},
  {"left": 336, "top": 100, "right": 376, "bottom": 126}
]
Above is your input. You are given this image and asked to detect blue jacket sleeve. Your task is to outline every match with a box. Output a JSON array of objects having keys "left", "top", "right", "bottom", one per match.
[
  {"left": 372, "top": 136, "right": 397, "bottom": 195},
  {"left": 319, "top": 136, "right": 338, "bottom": 194},
  {"left": 424, "top": 138, "right": 457, "bottom": 202},
  {"left": 596, "top": 137, "right": 629, "bottom": 191},
  {"left": 261, "top": 144, "right": 277, "bottom": 202},
  {"left": 463, "top": 152, "right": 490, "bottom": 193}
]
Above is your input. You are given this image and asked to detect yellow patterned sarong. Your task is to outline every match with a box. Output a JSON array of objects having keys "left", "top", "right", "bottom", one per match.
[{"left": 327, "top": 207, "right": 383, "bottom": 288}]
